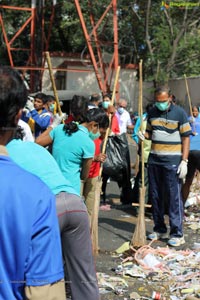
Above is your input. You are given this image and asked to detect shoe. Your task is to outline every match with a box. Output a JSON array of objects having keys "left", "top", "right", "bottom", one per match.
[
  {"left": 168, "top": 236, "right": 185, "bottom": 247},
  {"left": 148, "top": 231, "right": 168, "bottom": 240}
]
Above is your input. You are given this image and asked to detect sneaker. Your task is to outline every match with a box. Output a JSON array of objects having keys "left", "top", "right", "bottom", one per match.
[
  {"left": 168, "top": 236, "right": 185, "bottom": 247},
  {"left": 148, "top": 231, "right": 168, "bottom": 240}
]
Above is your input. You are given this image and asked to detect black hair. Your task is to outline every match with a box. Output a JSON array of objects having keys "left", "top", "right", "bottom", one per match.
[
  {"left": 70, "top": 95, "right": 88, "bottom": 122},
  {"left": 99, "top": 113, "right": 109, "bottom": 129},
  {"left": 34, "top": 92, "right": 48, "bottom": 104},
  {"left": 145, "top": 103, "right": 154, "bottom": 114},
  {"left": 14, "top": 126, "right": 25, "bottom": 140},
  {"left": 0, "top": 66, "right": 27, "bottom": 129},
  {"left": 155, "top": 86, "right": 171, "bottom": 96},
  {"left": 90, "top": 93, "right": 101, "bottom": 102},
  {"left": 63, "top": 108, "right": 107, "bottom": 135},
  {"left": 103, "top": 93, "right": 111, "bottom": 100},
  {"left": 45, "top": 95, "right": 55, "bottom": 102}
]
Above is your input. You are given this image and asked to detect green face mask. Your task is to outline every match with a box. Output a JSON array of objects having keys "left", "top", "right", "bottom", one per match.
[
  {"left": 49, "top": 103, "right": 55, "bottom": 112},
  {"left": 89, "top": 131, "right": 100, "bottom": 140},
  {"left": 155, "top": 101, "right": 169, "bottom": 111}
]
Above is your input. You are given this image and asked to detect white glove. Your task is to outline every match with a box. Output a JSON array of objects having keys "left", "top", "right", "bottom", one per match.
[
  {"left": 50, "top": 113, "right": 66, "bottom": 129},
  {"left": 177, "top": 160, "right": 188, "bottom": 179},
  {"left": 25, "top": 99, "right": 35, "bottom": 111},
  {"left": 138, "top": 130, "right": 145, "bottom": 141}
]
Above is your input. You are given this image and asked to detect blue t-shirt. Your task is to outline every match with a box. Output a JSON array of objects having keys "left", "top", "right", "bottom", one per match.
[
  {"left": 49, "top": 124, "right": 95, "bottom": 195},
  {"left": 0, "top": 155, "right": 64, "bottom": 300},
  {"left": 6, "top": 139, "right": 76, "bottom": 195}
]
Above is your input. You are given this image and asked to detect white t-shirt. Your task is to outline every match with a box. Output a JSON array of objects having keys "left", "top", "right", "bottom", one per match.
[
  {"left": 18, "top": 119, "right": 34, "bottom": 142},
  {"left": 115, "top": 109, "right": 132, "bottom": 133}
]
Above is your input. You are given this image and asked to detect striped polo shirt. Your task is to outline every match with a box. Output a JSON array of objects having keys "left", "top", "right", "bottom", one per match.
[{"left": 146, "top": 104, "right": 191, "bottom": 166}]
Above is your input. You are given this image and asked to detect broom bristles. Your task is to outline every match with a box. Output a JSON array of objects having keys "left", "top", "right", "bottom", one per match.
[{"left": 131, "top": 187, "right": 147, "bottom": 247}]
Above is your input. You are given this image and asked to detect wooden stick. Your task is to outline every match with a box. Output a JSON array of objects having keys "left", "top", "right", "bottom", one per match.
[
  {"left": 184, "top": 74, "right": 193, "bottom": 117},
  {"left": 131, "top": 59, "right": 147, "bottom": 247},
  {"left": 90, "top": 66, "right": 120, "bottom": 255},
  {"left": 45, "top": 51, "right": 62, "bottom": 116},
  {"left": 132, "top": 203, "right": 151, "bottom": 208}
]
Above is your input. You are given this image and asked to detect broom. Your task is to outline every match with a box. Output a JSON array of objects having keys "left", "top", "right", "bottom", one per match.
[
  {"left": 45, "top": 51, "right": 63, "bottom": 116},
  {"left": 184, "top": 74, "right": 195, "bottom": 131},
  {"left": 131, "top": 59, "right": 147, "bottom": 247},
  {"left": 91, "top": 66, "right": 121, "bottom": 255}
]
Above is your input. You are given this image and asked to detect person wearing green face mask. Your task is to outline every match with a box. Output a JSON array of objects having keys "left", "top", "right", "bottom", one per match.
[{"left": 138, "top": 86, "right": 192, "bottom": 247}]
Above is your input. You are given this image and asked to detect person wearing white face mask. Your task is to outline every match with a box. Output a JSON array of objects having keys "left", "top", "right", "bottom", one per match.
[
  {"left": 139, "top": 86, "right": 191, "bottom": 247},
  {"left": 115, "top": 99, "right": 134, "bottom": 134}
]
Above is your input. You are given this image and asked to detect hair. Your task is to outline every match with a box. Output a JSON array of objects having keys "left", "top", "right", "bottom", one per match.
[
  {"left": 103, "top": 93, "right": 111, "bottom": 100},
  {"left": 70, "top": 95, "right": 88, "bottom": 121},
  {"left": 155, "top": 86, "right": 171, "bottom": 96},
  {"left": 45, "top": 95, "right": 55, "bottom": 102},
  {"left": 90, "top": 93, "right": 101, "bottom": 103},
  {"left": 0, "top": 66, "right": 27, "bottom": 129},
  {"left": 34, "top": 92, "right": 48, "bottom": 104},
  {"left": 14, "top": 126, "right": 25, "bottom": 140},
  {"left": 145, "top": 103, "right": 154, "bottom": 114},
  {"left": 99, "top": 113, "right": 109, "bottom": 129},
  {"left": 63, "top": 108, "right": 107, "bottom": 135}
]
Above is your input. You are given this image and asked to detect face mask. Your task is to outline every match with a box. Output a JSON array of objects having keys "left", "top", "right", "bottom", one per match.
[
  {"left": 89, "top": 131, "right": 100, "bottom": 140},
  {"left": 49, "top": 103, "right": 55, "bottom": 112},
  {"left": 102, "top": 101, "right": 110, "bottom": 109},
  {"left": 155, "top": 101, "right": 169, "bottom": 111},
  {"left": 118, "top": 107, "right": 124, "bottom": 114}
]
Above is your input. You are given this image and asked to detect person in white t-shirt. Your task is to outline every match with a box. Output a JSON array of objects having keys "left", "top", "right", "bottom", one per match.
[
  {"left": 115, "top": 99, "right": 134, "bottom": 133},
  {"left": 18, "top": 119, "right": 34, "bottom": 142}
]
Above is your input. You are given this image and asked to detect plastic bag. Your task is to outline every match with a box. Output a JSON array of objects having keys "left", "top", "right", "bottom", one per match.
[{"left": 103, "top": 133, "right": 131, "bottom": 186}]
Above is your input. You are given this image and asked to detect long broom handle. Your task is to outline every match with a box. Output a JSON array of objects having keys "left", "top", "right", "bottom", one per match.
[
  {"left": 99, "top": 66, "right": 121, "bottom": 177},
  {"left": 45, "top": 51, "right": 63, "bottom": 116},
  {"left": 139, "top": 60, "right": 144, "bottom": 188},
  {"left": 184, "top": 74, "right": 193, "bottom": 117}
]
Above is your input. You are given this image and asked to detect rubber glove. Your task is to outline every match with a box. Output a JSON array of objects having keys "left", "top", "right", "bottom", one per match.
[
  {"left": 50, "top": 113, "right": 66, "bottom": 129},
  {"left": 138, "top": 130, "right": 145, "bottom": 141},
  {"left": 177, "top": 160, "right": 188, "bottom": 179},
  {"left": 25, "top": 99, "right": 35, "bottom": 111}
]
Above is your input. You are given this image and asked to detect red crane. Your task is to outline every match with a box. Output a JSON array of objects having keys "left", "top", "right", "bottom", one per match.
[{"left": 0, "top": 1, "right": 119, "bottom": 97}]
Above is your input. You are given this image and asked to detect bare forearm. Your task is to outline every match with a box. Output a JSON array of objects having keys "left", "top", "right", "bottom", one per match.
[{"left": 182, "top": 136, "right": 190, "bottom": 160}]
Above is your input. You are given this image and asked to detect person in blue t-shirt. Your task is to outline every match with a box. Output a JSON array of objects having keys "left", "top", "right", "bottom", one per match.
[
  {"left": 7, "top": 130, "right": 100, "bottom": 300},
  {"left": 21, "top": 92, "right": 52, "bottom": 138},
  {"left": 36, "top": 108, "right": 106, "bottom": 196},
  {"left": 0, "top": 66, "right": 65, "bottom": 300}
]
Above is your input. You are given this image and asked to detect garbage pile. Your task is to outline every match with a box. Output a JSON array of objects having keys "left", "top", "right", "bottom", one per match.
[{"left": 98, "top": 242, "right": 200, "bottom": 299}]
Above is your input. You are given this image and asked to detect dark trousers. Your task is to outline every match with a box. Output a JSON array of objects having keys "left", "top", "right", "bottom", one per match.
[{"left": 148, "top": 164, "right": 184, "bottom": 238}]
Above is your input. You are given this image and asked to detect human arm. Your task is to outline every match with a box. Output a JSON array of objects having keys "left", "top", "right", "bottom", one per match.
[
  {"left": 181, "top": 136, "right": 190, "bottom": 161},
  {"left": 35, "top": 127, "right": 53, "bottom": 146},
  {"left": 81, "top": 158, "right": 93, "bottom": 180},
  {"left": 25, "top": 187, "right": 65, "bottom": 300}
]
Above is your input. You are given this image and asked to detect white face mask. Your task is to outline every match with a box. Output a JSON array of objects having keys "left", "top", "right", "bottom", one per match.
[{"left": 118, "top": 107, "right": 124, "bottom": 114}]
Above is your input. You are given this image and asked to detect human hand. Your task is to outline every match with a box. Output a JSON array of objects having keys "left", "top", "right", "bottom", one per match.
[
  {"left": 50, "top": 113, "right": 67, "bottom": 129},
  {"left": 138, "top": 130, "right": 145, "bottom": 141},
  {"left": 25, "top": 99, "right": 35, "bottom": 111},
  {"left": 94, "top": 153, "right": 107, "bottom": 162},
  {"left": 177, "top": 160, "right": 188, "bottom": 179}
]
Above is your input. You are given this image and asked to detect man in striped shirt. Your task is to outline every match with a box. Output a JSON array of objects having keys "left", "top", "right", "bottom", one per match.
[{"left": 139, "top": 86, "right": 191, "bottom": 247}]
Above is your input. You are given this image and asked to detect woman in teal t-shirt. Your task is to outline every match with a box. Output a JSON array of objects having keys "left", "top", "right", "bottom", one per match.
[{"left": 36, "top": 107, "right": 106, "bottom": 196}]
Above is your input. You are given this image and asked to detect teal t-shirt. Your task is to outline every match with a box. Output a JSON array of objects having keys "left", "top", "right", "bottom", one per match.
[
  {"left": 49, "top": 124, "right": 95, "bottom": 195},
  {"left": 6, "top": 139, "right": 77, "bottom": 195}
]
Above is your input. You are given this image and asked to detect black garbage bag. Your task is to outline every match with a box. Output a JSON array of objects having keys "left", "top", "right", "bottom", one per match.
[{"left": 103, "top": 133, "right": 131, "bottom": 187}]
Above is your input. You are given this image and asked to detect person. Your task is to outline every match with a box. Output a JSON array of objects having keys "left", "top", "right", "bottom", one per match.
[
  {"left": 36, "top": 108, "right": 106, "bottom": 196},
  {"left": 188, "top": 105, "right": 200, "bottom": 136},
  {"left": 21, "top": 92, "right": 52, "bottom": 138},
  {"left": 0, "top": 66, "right": 65, "bottom": 300},
  {"left": 115, "top": 98, "right": 134, "bottom": 134},
  {"left": 18, "top": 118, "right": 34, "bottom": 141},
  {"left": 6, "top": 128, "right": 100, "bottom": 300},
  {"left": 65, "top": 94, "right": 88, "bottom": 124},
  {"left": 132, "top": 103, "right": 153, "bottom": 208},
  {"left": 139, "top": 86, "right": 191, "bottom": 247},
  {"left": 83, "top": 113, "right": 109, "bottom": 223},
  {"left": 102, "top": 93, "right": 120, "bottom": 134},
  {"left": 182, "top": 120, "right": 200, "bottom": 203},
  {"left": 88, "top": 93, "right": 102, "bottom": 109}
]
